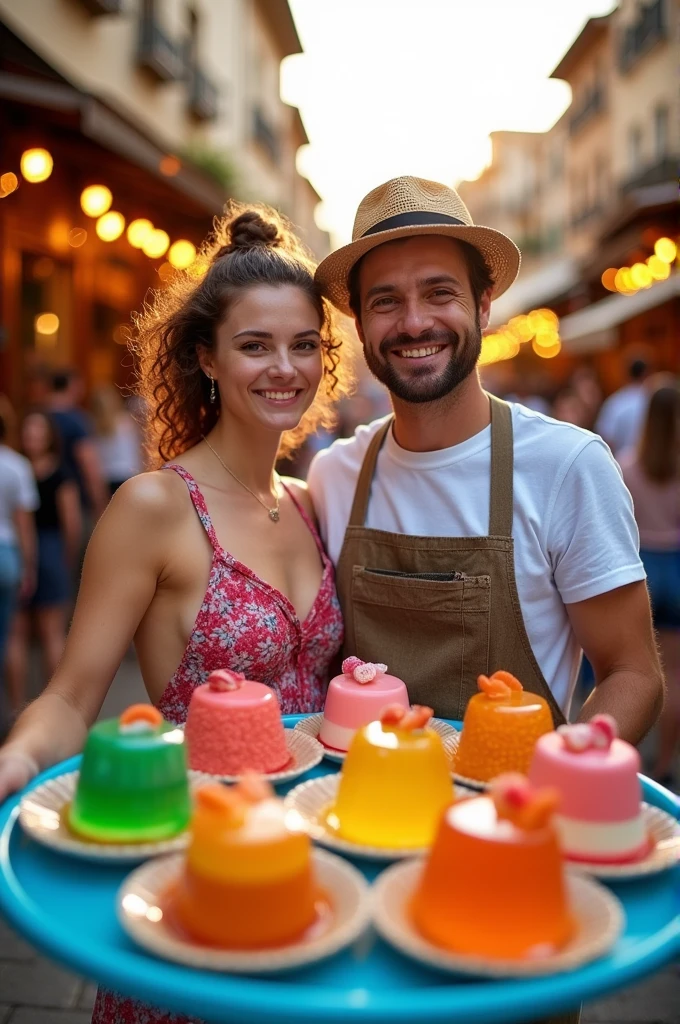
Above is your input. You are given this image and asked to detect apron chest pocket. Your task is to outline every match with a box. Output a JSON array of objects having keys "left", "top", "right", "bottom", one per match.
[{"left": 350, "top": 565, "right": 491, "bottom": 719}]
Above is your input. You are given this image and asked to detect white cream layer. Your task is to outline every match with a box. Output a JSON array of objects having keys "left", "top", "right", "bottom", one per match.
[
  {"left": 556, "top": 812, "right": 647, "bottom": 858},
  {"left": 318, "top": 719, "right": 354, "bottom": 751}
]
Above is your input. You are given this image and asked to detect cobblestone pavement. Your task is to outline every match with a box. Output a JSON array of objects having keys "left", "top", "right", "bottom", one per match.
[{"left": 0, "top": 655, "right": 677, "bottom": 1023}]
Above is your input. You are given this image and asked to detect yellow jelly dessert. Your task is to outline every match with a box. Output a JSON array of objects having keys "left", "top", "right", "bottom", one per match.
[
  {"left": 175, "top": 777, "right": 322, "bottom": 949},
  {"left": 328, "top": 705, "right": 453, "bottom": 848},
  {"left": 453, "top": 671, "right": 554, "bottom": 782}
]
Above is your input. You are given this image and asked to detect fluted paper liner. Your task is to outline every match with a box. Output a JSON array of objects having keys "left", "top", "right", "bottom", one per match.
[
  {"left": 188, "top": 728, "right": 323, "bottom": 784},
  {"left": 118, "top": 848, "right": 372, "bottom": 972},
  {"left": 295, "top": 713, "right": 460, "bottom": 766},
  {"left": 373, "top": 859, "right": 624, "bottom": 978}
]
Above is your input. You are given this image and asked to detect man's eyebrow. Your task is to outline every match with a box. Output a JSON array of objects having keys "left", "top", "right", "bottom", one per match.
[
  {"left": 364, "top": 275, "right": 462, "bottom": 302},
  {"left": 364, "top": 283, "right": 397, "bottom": 301}
]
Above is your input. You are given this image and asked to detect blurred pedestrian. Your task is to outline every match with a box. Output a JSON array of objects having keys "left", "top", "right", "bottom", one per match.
[
  {"left": 45, "top": 369, "right": 108, "bottom": 518},
  {"left": 551, "top": 386, "right": 589, "bottom": 428},
  {"left": 595, "top": 355, "right": 650, "bottom": 455},
  {"left": 0, "top": 404, "right": 38, "bottom": 718},
  {"left": 619, "top": 382, "right": 680, "bottom": 785},
  {"left": 91, "top": 385, "right": 143, "bottom": 495},
  {"left": 570, "top": 365, "right": 603, "bottom": 431},
  {"left": 5, "top": 412, "right": 81, "bottom": 706}
]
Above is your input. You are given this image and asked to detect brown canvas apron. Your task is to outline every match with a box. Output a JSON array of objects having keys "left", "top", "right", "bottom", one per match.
[{"left": 336, "top": 396, "right": 580, "bottom": 1022}]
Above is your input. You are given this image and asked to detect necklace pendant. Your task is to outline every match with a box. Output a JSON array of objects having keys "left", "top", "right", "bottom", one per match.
[{"left": 269, "top": 508, "right": 280, "bottom": 522}]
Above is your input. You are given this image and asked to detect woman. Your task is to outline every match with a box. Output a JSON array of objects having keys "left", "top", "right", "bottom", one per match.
[
  {"left": 91, "top": 384, "right": 143, "bottom": 495},
  {"left": 619, "top": 381, "right": 680, "bottom": 785},
  {"left": 5, "top": 411, "right": 81, "bottom": 704},
  {"left": 0, "top": 204, "right": 348, "bottom": 1022}
]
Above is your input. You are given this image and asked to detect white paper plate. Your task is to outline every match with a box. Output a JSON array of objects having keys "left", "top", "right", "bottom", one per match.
[
  {"left": 188, "top": 728, "right": 323, "bottom": 784},
  {"left": 285, "top": 773, "right": 466, "bottom": 861},
  {"left": 294, "top": 714, "right": 460, "bottom": 766},
  {"left": 18, "top": 770, "right": 203, "bottom": 863},
  {"left": 564, "top": 803, "right": 680, "bottom": 880},
  {"left": 373, "top": 859, "right": 624, "bottom": 978},
  {"left": 118, "top": 848, "right": 371, "bottom": 973}
]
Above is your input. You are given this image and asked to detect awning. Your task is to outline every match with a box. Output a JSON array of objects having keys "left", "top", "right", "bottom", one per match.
[
  {"left": 0, "top": 71, "right": 226, "bottom": 214},
  {"left": 560, "top": 273, "right": 680, "bottom": 353},
  {"left": 489, "top": 256, "right": 579, "bottom": 326}
]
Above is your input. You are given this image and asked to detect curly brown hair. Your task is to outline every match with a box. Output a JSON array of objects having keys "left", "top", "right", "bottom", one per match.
[{"left": 131, "top": 201, "right": 351, "bottom": 466}]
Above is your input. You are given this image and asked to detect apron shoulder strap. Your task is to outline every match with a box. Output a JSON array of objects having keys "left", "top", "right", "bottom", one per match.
[
  {"left": 347, "top": 417, "right": 393, "bottom": 527},
  {"left": 489, "top": 395, "right": 514, "bottom": 537}
]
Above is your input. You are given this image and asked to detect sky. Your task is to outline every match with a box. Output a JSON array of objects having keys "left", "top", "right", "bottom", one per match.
[{"left": 281, "top": 0, "right": 616, "bottom": 246}]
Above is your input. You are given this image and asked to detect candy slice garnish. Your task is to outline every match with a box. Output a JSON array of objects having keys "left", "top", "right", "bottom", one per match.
[
  {"left": 119, "top": 705, "right": 163, "bottom": 733},
  {"left": 380, "top": 703, "right": 407, "bottom": 726},
  {"left": 208, "top": 669, "right": 246, "bottom": 692},
  {"left": 400, "top": 704, "right": 434, "bottom": 731}
]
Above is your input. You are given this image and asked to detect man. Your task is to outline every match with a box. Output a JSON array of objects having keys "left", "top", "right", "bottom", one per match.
[
  {"left": 46, "top": 370, "right": 108, "bottom": 519},
  {"left": 309, "top": 176, "right": 663, "bottom": 745},
  {"left": 595, "top": 355, "right": 650, "bottom": 456}
]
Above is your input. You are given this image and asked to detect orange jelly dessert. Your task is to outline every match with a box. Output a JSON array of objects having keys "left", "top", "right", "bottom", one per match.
[
  {"left": 453, "top": 671, "right": 554, "bottom": 782},
  {"left": 411, "top": 774, "right": 575, "bottom": 959},
  {"left": 174, "top": 778, "right": 320, "bottom": 949}
]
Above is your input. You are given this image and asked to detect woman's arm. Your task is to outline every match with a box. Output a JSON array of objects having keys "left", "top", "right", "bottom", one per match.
[
  {"left": 0, "top": 473, "right": 176, "bottom": 801},
  {"left": 55, "top": 478, "right": 82, "bottom": 568},
  {"left": 13, "top": 506, "right": 36, "bottom": 600}
]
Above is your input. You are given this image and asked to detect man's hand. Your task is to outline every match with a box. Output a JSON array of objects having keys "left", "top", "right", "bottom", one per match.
[{"left": 567, "top": 581, "right": 664, "bottom": 744}]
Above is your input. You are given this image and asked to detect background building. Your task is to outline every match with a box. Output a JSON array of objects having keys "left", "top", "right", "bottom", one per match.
[
  {"left": 0, "top": 0, "right": 328, "bottom": 407},
  {"left": 458, "top": 0, "right": 678, "bottom": 395}
]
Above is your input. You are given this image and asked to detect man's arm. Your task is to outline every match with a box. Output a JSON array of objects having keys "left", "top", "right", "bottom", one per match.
[
  {"left": 74, "top": 438, "right": 108, "bottom": 518},
  {"left": 566, "top": 580, "right": 664, "bottom": 744}
]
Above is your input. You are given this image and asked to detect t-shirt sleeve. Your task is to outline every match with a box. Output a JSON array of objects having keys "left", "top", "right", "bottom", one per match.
[
  {"left": 17, "top": 461, "right": 39, "bottom": 512},
  {"left": 546, "top": 437, "right": 645, "bottom": 604}
]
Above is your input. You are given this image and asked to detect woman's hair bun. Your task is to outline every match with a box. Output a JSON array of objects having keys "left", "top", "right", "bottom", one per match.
[{"left": 214, "top": 211, "right": 281, "bottom": 261}]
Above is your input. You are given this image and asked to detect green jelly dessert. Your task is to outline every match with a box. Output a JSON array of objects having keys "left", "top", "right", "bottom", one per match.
[{"left": 68, "top": 704, "right": 191, "bottom": 843}]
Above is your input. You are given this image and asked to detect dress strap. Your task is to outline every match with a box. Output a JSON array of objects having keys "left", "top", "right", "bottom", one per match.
[
  {"left": 162, "top": 464, "right": 222, "bottom": 553},
  {"left": 280, "top": 481, "right": 328, "bottom": 563}
]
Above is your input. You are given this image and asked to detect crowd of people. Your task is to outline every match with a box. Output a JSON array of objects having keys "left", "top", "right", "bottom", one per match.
[{"left": 0, "top": 373, "right": 143, "bottom": 719}]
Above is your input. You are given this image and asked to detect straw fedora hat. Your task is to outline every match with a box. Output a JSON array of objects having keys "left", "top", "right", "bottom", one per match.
[{"left": 315, "top": 176, "right": 521, "bottom": 317}]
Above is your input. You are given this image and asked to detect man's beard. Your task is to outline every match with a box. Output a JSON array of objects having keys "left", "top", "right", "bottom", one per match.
[{"left": 362, "top": 322, "right": 482, "bottom": 405}]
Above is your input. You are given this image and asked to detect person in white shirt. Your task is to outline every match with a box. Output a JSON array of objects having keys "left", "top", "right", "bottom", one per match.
[
  {"left": 595, "top": 356, "right": 650, "bottom": 456},
  {"left": 309, "top": 176, "right": 663, "bottom": 746}
]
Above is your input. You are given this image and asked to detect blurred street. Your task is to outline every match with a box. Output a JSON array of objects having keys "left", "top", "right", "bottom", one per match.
[{"left": 0, "top": 649, "right": 677, "bottom": 1024}]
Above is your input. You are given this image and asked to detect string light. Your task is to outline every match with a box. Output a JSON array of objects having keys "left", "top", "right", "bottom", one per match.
[
  {"left": 480, "top": 309, "right": 561, "bottom": 367},
  {"left": 81, "top": 186, "right": 112, "bottom": 217},
  {"left": 654, "top": 237, "right": 677, "bottom": 264},
  {"left": 96, "top": 211, "right": 125, "bottom": 241},
  {"left": 168, "top": 239, "right": 197, "bottom": 269},
  {"left": 142, "top": 229, "right": 170, "bottom": 259},
  {"left": 20, "top": 149, "right": 53, "bottom": 183},
  {"left": 34, "top": 312, "right": 59, "bottom": 334},
  {"left": 127, "top": 219, "right": 154, "bottom": 248}
]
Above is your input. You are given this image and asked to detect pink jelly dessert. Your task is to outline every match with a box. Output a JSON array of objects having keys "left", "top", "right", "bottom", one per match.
[
  {"left": 185, "top": 669, "right": 290, "bottom": 775},
  {"left": 528, "top": 715, "right": 652, "bottom": 864},
  {"left": 318, "top": 657, "right": 410, "bottom": 752}
]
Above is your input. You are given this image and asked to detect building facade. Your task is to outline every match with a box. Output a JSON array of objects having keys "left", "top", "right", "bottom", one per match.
[
  {"left": 0, "top": 0, "right": 328, "bottom": 406},
  {"left": 458, "top": 0, "right": 679, "bottom": 393}
]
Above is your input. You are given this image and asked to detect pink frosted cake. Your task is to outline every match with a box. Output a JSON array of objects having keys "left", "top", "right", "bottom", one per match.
[
  {"left": 318, "top": 657, "right": 410, "bottom": 752},
  {"left": 528, "top": 715, "right": 652, "bottom": 864},
  {"left": 185, "top": 669, "right": 290, "bottom": 775}
]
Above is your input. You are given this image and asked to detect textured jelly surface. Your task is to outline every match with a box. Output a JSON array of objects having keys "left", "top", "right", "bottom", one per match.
[
  {"left": 69, "top": 720, "right": 190, "bottom": 842},
  {"left": 331, "top": 722, "right": 453, "bottom": 847},
  {"left": 411, "top": 795, "right": 574, "bottom": 958},
  {"left": 454, "top": 691, "right": 554, "bottom": 781}
]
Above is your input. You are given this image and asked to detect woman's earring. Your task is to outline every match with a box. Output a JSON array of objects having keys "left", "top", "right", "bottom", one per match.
[{"left": 209, "top": 376, "right": 216, "bottom": 403}]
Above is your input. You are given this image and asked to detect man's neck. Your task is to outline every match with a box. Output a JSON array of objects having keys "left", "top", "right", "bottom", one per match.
[{"left": 391, "top": 373, "right": 491, "bottom": 453}]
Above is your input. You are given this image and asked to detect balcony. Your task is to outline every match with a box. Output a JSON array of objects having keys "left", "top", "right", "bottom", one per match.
[
  {"left": 138, "top": 13, "right": 185, "bottom": 82},
  {"left": 569, "top": 86, "right": 605, "bottom": 137},
  {"left": 77, "top": 0, "right": 123, "bottom": 12},
  {"left": 188, "top": 66, "right": 219, "bottom": 121},
  {"left": 621, "top": 156, "right": 678, "bottom": 194},
  {"left": 619, "top": 0, "right": 667, "bottom": 73},
  {"left": 253, "top": 106, "right": 280, "bottom": 164}
]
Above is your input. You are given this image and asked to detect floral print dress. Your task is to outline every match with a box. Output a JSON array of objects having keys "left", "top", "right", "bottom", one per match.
[{"left": 91, "top": 464, "right": 343, "bottom": 1024}]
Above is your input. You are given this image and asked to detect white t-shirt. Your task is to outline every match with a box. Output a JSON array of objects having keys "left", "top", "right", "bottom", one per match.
[
  {"left": 307, "top": 403, "right": 645, "bottom": 716},
  {"left": 0, "top": 446, "right": 39, "bottom": 545},
  {"left": 595, "top": 384, "right": 648, "bottom": 455}
]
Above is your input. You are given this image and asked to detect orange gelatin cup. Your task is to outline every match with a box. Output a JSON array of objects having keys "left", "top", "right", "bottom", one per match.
[
  {"left": 455, "top": 689, "right": 554, "bottom": 782},
  {"left": 411, "top": 796, "right": 574, "bottom": 959}
]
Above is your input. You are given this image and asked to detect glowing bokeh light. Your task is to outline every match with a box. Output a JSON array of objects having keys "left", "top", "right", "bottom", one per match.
[
  {"left": 96, "top": 211, "right": 125, "bottom": 242},
  {"left": 646, "top": 255, "right": 671, "bottom": 281},
  {"left": 68, "top": 228, "right": 87, "bottom": 248},
  {"left": 601, "top": 268, "right": 618, "bottom": 292},
  {"left": 81, "top": 186, "right": 113, "bottom": 217},
  {"left": 532, "top": 339, "right": 561, "bottom": 359},
  {"left": 630, "top": 263, "right": 653, "bottom": 289},
  {"left": 614, "top": 268, "right": 636, "bottom": 294},
  {"left": 654, "top": 237, "right": 677, "bottom": 264},
  {"left": 20, "top": 148, "right": 53, "bottom": 183},
  {"left": 34, "top": 312, "right": 60, "bottom": 335},
  {"left": 142, "top": 229, "right": 170, "bottom": 259},
  {"left": 0, "top": 172, "right": 19, "bottom": 197},
  {"left": 127, "top": 218, "right": 154, "bottom": 248},
  {"left": 168, "top": 239, "right": 197, "bottom": 269},
  {"left": 159, "top": 155, "right": 181, "bottom": 176}
]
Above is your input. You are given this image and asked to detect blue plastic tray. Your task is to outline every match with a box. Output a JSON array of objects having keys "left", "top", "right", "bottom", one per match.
[{"left": 1, "top": 715, "right": 678, "bottom": 1024}]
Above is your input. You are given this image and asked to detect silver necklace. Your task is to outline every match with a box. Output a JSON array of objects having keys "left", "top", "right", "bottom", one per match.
[{"left": 202, "top": 435, "right": 281, "bottom": 522}]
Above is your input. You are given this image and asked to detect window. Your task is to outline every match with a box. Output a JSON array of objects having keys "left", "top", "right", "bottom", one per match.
[
  {"left": 654, "top": 105, "right": 669, "bottom": 159},
  {"left": 628, "top": 125, "right": 643, "bottom": 171}
]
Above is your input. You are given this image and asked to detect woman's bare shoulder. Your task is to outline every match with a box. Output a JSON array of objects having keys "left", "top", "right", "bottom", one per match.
[{"left": 104, "top": 469, "right": 192, "bottom": 529}]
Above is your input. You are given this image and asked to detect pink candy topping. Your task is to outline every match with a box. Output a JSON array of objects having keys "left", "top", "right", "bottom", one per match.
[
  {"left": 341, "top": 656, "right": 388, "bottom": 684},
  {"left": 208, "top": 669, "right": 246, "bottom": 692},
  {"left": 490, "top": 773, "right": 560, "bottom": 831},
  {"left": 557, "top": 714, "right": 618, "bottom": 753}
]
